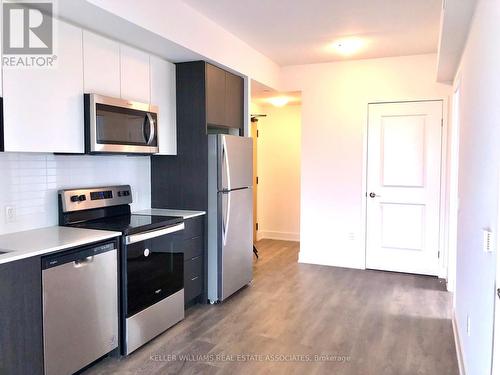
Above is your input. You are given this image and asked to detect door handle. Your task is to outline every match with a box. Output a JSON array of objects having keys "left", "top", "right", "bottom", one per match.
[
  {"left": 222, "top": 190, "right": 231, "bottom": 246},
  {"left": 222, "top": 137, "right": 231, "bottom": 191},
  {"left": 73, "top": 256, "right": 94, "bottom": 267},
  {"left": 369, "top": 192, "right": 381, "bottom": 198},
  {"left": 125, "top": 223, "right": 185, "bottom": 244},
  {"left": 497, "top": 288, "right": 500, "bottom": 299}
]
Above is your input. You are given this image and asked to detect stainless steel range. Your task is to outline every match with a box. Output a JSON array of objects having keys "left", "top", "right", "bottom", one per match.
[{"left": 58, "top": 185, "right": 185, "bottom": 355}]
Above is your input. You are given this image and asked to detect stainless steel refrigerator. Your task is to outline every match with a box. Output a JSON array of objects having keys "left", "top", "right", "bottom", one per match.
[{"left": 208, "top": 134, "right": 253, "bottom": 303}]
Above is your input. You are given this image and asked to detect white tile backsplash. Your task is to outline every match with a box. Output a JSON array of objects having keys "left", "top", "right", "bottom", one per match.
[{"left": 0, "top": 153, "right": 151, "bottom": 235}]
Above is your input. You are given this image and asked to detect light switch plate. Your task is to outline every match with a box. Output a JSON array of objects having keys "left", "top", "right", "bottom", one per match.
[{"left": 483, "top": 229, "right": 494, "bottom": 253}]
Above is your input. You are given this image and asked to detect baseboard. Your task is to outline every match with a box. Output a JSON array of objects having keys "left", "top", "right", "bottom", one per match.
[
  {"left": 452, "top": 309, "right": 466, "bottom": 375},
  {"left": 297, "top": 252, "right": 364, "bottom": 270},
  {"left": 257, "top": 230, "right": 300, "bottom": 242}
]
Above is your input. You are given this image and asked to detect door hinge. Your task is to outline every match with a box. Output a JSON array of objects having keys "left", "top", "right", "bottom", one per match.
[
  {"left": 257, "top": 129, "right": 259, "bottom": 137},
  {"left": 256, "top": 176, "right": 259, "bottom": 184},
  {"left": 441, "top": 118, "right": 444, "bottom": 127},
  {"left": 438, "top": 250, "right": 440, "bottom": 259},
  {"left": 256, "top": 223, "right": 259, "bottom": 231}
]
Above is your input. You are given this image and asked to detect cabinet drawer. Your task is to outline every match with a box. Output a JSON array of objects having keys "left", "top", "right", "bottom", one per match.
[
  {"left": 184, "top": 255, "right": 202, "bottom": 280},
  {"left": 183, "top": 216, "right": 204, "bottom": 239},
  {"left": 184, "top": 256, "right": 202, "bottom": 303},
  {"left": 183, "top": 236, "right": 203, "bottom": 260}
]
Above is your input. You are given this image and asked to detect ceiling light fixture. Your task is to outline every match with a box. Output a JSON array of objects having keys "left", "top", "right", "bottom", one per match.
[
  {"left": 267, "top": 96, "right": 290, "bottom": 107},
  {"left": 332, "top": 38, "right": 364, "bottom": 56}
]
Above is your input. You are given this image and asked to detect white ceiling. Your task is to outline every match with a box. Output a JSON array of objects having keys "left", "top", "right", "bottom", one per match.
[{"left": 181, "top": 0, "right": 442, "bottom": 66}]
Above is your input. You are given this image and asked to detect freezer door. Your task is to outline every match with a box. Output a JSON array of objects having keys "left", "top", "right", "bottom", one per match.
[
  {"left": 219, "top": 135, "right": 253, "bottom": 191},
  {"left": 219, "top": 187, "right": 253, "bottom": 300}
]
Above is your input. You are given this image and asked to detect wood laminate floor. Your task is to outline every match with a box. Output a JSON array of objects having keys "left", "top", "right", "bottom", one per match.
[{"left": 84, "top": 239, "right": 458, "bottom": 375}]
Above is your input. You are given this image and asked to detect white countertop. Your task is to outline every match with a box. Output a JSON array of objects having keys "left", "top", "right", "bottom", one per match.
[
  {"left": 0, "top": 226, "right": 121, "bottom": 265},
  {"left": 134, "top": 208, "right": 206, "bottom": 219}
]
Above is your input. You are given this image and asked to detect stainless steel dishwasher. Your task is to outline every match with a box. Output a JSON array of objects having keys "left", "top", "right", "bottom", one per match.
[{"left": 42, "top": 241, "right": 119, "bottom": 375}]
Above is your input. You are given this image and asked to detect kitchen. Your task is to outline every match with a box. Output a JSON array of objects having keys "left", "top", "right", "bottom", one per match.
[{"left": 0, "top": 2, "right": 254, "bottom": 374}]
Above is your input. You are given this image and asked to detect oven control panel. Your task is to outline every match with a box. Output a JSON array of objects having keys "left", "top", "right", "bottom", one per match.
[{"left": 59, "top": 185, "right": 132, "bottom": 212}]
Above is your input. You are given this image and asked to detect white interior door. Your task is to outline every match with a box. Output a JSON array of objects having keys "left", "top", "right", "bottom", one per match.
[{"left": 366, "top": 101, "right": 443, "bottom": 275}]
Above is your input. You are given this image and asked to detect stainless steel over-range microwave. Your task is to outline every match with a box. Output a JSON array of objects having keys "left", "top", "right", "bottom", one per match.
[{"left": 84, "top": 94, "right": 159, "bottom": 154}]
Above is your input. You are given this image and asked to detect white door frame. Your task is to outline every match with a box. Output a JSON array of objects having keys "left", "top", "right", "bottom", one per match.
[
  {"left": 446, "top": 77, "right": 462, "bottom": 294},
  {"left": 361, "top": 98, "right": 449, "bottom": 277}
]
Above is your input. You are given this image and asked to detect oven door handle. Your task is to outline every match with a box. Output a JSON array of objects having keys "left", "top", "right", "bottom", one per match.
[{"left": 125, "top": 223, "right": 184, "bottom": 245}]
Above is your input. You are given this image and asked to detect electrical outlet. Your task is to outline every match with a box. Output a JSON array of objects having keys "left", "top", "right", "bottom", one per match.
[
  {"left": 4, "top": 206, "right": 16, "bottom": 223},
  {"left": 483, "top": 230, "right": 494, "bottom": 253},
  {"left": 467, "top": 315, "right": 471, "bottom": 336}
]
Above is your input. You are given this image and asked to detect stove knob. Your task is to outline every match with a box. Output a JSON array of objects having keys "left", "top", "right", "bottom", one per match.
[
  {"left": 70, "top": 195, "right": 79, "bottom": 202},
  {"left": 78, "top": 195, "right": 86, "bottom": 202}
]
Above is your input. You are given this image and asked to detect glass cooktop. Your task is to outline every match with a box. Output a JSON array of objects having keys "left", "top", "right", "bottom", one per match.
[{"left": 70, "top": 214, "right": 183, "bottom": 235}]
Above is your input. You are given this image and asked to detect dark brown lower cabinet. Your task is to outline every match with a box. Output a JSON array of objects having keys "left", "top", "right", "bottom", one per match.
[
  {"left": 0, "top": 256, "right": 44, "bottom": 375},
  {"left": 182, "top": 216, "right": 205, "bottom": 306}
]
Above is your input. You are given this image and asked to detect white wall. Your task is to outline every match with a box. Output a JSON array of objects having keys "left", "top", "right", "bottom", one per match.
[
  {"left": 0, "top": 153, "right": 151, "bottom": 235},
  {"left": 452, "top": 1, "right": 500, "bottom": 374},
  {"left": 253, "top": 104, "right": 301, "bottom": 242},
  {"left": 280, "top": 54, "right": 451, "bottom": 268},
  {"left": 84, "top": 0, "right": 281, "bottom": 89}
]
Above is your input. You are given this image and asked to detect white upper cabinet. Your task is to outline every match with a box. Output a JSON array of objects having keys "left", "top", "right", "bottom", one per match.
[
  {"left": 83, "top": 31, "right": 120, "bottom": 97},
  {"left": 3, "top": 20, "right": 84, "bottom": 153},
  {"left": 150, "top": 56, "right": 177, "bottom": 155},
  {"left": 120, "top": 46, "right": 150, "bottom": 103}
]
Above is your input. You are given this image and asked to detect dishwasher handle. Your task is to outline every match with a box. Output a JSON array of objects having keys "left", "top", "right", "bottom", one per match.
[
  {"left": 42, "top": 241, "right": 116, "bottom": 270},
  {"left": 74, "top": 256, "right": 94, "bottom": 267}
]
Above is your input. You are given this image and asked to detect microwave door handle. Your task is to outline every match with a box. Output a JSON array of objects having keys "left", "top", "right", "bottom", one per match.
[{"left": 146, "top": 113, "right": 156, "bottom": 145}]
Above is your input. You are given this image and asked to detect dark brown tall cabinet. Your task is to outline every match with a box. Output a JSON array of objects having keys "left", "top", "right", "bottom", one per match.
[{"left": 151, "top": 61, "right": 244, "bottom": 306}]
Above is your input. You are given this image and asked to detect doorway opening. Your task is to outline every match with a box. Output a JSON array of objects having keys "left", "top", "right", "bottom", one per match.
[{"left": 250, "top": 80, "right": 302, "bottom": 256}]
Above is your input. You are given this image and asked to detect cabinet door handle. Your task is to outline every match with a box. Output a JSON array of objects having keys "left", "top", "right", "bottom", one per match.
[
  {"left": 190, "top": 255, "right": 201, "bottom": 261},
  {"left": 191, "top": 276, "right": 199, "bottom": 281}
]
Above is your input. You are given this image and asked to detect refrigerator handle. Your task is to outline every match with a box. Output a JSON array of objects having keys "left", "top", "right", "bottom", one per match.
[
  {"left": 222, "top": 137, "right": 231, "bottom": 191},
  {"left": 222, "top": 191, "right": 231, "bottom": 246}
]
